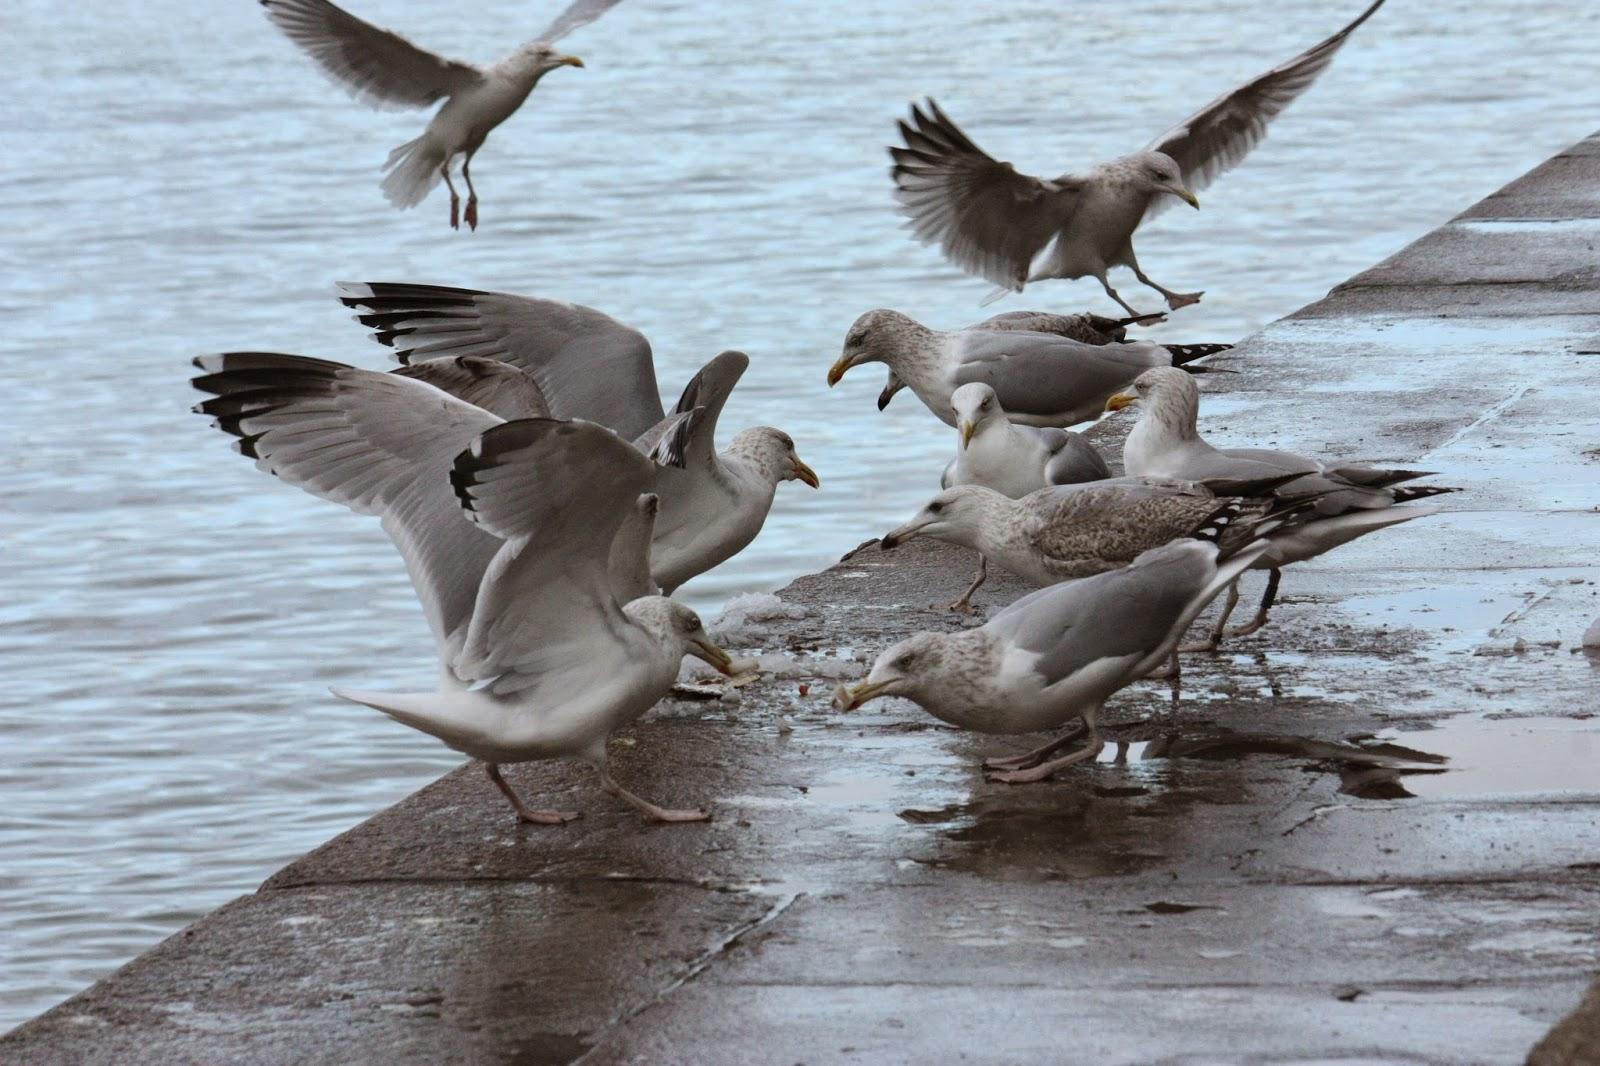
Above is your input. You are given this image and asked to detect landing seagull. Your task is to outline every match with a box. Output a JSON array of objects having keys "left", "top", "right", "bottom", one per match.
[
  {"left": 889, "top": 0, "right": 1387, "bottom": 314},
  {"left": 1107, "top": 366, "right": 1455, "bottom": 648},
  {"left": 261, "top": 0, "right": 623, "bottom": 229},
  {"left": 336, "top": 282, "right": 819, "bottom": 593},
  {"left": 193, "top": 358, "right": 733, "bottom": 822},
  {"left": 836, "top": 502, "right": 1278, "bottom": 783}
]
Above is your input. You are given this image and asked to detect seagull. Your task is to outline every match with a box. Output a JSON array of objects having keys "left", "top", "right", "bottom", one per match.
[
  {"left": 261, "top": 0, "right": 623, "bottom": 229},
  {"left": 335, "top": 282, "right": 820, "bottom": 593},
  {"left": 828, "top": 308, "right": 1225, "bottom": 428},
  {"left": 881, "top": 475, "right": 1297, "bottom": 614},
  {"left": 1107, "top": 366, "right": 1456, "bottom": 647},
  {"left": 888, "top": 0, "right": 1386, "bottom": 313},
  {"left": 193, "top": 358, "right": 735, "bottom": 822},
  {"left": 836, "top": 501, "right": 1277, "bottom": 783}
]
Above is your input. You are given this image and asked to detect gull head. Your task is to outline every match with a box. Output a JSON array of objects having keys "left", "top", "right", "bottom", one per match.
[
  {"left": 877, "top": 370, "right": 907, "bottom": 411},
  {"left": 518, "top": 42, "right": 585, "bottom": 75},
  {"left": 880, "top": 485, "right": 994, "bottom": 550},
  {"left": 1106, "top": 366, "right": 1197, "bottom": 414},
  {"left": 833, "top": 632, "right": 951, "bottom": 711},
  {"left": 729, "top": 427, "right": 820, "bottom": 489},
  {"left": 1134, "top": 151, "right": 1199, "bottom": 210},
  {"left": 951, "top": 382, "right": 1005, "bottom": 449},
  {"left": 633, "top": 598, "right": 734, "bottom": 675},
  {"left": 829, "top": 309, "right": 916, "bottom": 388}
]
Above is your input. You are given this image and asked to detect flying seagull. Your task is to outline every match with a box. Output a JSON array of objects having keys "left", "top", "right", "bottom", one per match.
[
  {"left": 836, "top": 502, "right": 1277, "bottom": 783},
  {"left": 1107, "top": 366, "right": 1455, "bottom": 647},
  {"left": 888, "top": 0, "right": 1386, "bottom": 313},
  {"left": 193, "top": 359, "right": 735, "bottom": 822},
  {"left": 827, "top": 308, "right": 1226, "bottom": 428},
  {"left": 261, "top": 0, "right": 624, "bottom": 229},
  {"left": 336, "top": 282, "right": 819, "bottom": 593}
]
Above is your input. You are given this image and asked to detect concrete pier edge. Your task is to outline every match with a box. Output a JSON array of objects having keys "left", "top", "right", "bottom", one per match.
[{"left": 6, "top": 133, "right": 1600, "bottom": 1064}]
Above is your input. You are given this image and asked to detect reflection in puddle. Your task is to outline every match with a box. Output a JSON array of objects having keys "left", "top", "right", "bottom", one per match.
[{"left": 1383, "top": 716, "right": 1600, "bottom": 799}]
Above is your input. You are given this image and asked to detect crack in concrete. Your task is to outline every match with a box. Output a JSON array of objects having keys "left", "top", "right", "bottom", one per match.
[{"left": 1422, "top": 382, "right": 1534, "bottom": 457}]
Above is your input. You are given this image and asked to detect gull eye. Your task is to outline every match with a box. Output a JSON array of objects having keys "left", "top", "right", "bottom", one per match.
[
  {"left": 928, "top": 501, "right": 944, "bottom": 515},
  {"left": 895, "top": 652, "right": 916, "bottom": 670}
]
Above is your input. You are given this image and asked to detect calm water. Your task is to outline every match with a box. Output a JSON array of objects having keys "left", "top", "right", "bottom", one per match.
[{"left": 2, "top": 0, "right": 1597, "bottom": 1029}]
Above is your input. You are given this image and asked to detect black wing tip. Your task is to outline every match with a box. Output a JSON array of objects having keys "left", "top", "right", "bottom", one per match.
[{"left": 1189, "top": 499, "right": 1248, "bottom": 546}]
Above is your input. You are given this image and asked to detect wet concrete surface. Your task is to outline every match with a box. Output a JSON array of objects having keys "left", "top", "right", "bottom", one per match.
[{"left": 7, "top": 135, "right": 1600, "bottom": 1064}]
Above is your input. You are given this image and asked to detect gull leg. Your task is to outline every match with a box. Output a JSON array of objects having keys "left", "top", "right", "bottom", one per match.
[
  {"left": 484, "top": 763, "right": 580, "bottom": 825},
  {"left": 442, "top": 161, "right": 461, "bottom": 230},
  {"left": 1226, "top": 568, "right": 1282, "bottom": 638},
  {"left": 987, "top": 710, "right": 1104, "bottom": 784},
  {"left": 1096, "top": 272, "right": 1148, "bottom": 318},
  {"left": 1180, "top": 579, "right": 1240, "bottom": 653},
  {"left": 982, "top": 719, "right": 1090, "bottom": 771},
  {"left": 593, "top": 761, "right": 709, "bottom": 823},
  {"left": 462, "top": 151, "right": 479, "bottom": 231},
  {"left": 1131, "top": 264, "right": 1202, "bottom": 311},
  {"left": 946, "top": 555, "right": 987, "bottom": 614}
]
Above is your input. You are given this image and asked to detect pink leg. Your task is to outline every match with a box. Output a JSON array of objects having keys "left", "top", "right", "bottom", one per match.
[
  {"left": 485, "top": 763, "right": 580, "bottom": 825},
  {"left": 986, "top": 710, "right": 1103, "bottom": 784},
  {"left": 462, "top": 152, "right": 479, "bottom": 231},
  {"left": 945, "top": 556, "right": 987, "bottom": 614},
  {"left": 982, "top": 720, "right": 1089, "bottom": 771},
  {"left": 598, "top": 767, "right": 710, "bottom": 823},
  {"left": 442, "top": 162, "right": 461, "bottom": 230}
]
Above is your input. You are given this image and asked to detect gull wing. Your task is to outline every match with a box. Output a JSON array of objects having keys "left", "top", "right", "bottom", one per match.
[
  {"left": 191, "top": 352, "right": 503, "bottom": 654},
  {"left": 261, "top": 0, "right": 483, "bottom": 109},
  {"left": 1144, "top": 0, "right": 1385, "bottom": 216},
  {"left": 537, "top": 0, "right": 626, "bottom": 43},
  {"left": 394, "top": 356, "right": 550, "bottom": 421},
  {"left": 890, "top": 100, "right": 1082, "bottom": 292},
  {"left": 950, "top": 331, "right": 1168, "bottom": 424},
  {"left": 338, "top": 282, "right": 665, "bottom": 440},
  {"left": 449, "top": 419, "right": 657, "bottom": 689},
  {"left": 634, "top": 351, "right": 750, "bottom": 468}
]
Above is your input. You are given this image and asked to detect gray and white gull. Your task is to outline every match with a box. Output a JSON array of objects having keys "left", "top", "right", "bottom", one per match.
[
  {"left": 192, "top": 360, "right": 735, "bottom": 822},
  {"left": 262, "top": 0, "right": 623, "bottom": 228},
  {"left": 1107, "top": 366, "right": 1455, "bottom": 647},
  {"left": 889, "top": 0, "right": 1386, "bottom": 314},
  {"left": 836, "top": 502, "right": 1278, "bottom": 783},
  {"left": 337, "top": 282, "right": 819, "bottom": 594},
  {"left": 828, "top": 308, "right": 1226, "bottom": 428}
]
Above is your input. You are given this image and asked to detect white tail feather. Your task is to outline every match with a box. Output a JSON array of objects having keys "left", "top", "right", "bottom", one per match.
[
  {"left": 381, "top": 136, "right": 446, "bottom": 209},
  {"left": 979, "top": 285, "right": 1012, "bottom": 307}
]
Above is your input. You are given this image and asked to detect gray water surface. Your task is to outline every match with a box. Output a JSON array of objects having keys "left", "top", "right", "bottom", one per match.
[{"left": 3, "top": 0, "right": 1597, "bottom": 1029}]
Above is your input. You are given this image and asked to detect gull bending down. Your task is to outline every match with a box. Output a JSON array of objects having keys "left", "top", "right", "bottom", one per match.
[
  {"left": 337, "top": 282, "right": 819, "bottom": 593},
  {"left": 827, "top": 308, "right": 1225, "bottom": 428},
  {"left": 889, "top": 0, "right": 1386, "bottom": 314},
  {"left": 1108, "top": 366, "right": 1455, "bottom": 648},
  {"left": 193, "top": 358, "right": 733, "bottom": 822},
  {"left": 261, "top": 0, "right": 622, "bottom": 229},
  {"left": 837, "top": 502, "right": 1277, "bottom": 783}
]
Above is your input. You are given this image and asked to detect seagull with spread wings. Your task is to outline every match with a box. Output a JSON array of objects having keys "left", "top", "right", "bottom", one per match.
[
  {"left": 193, "top": 359, "right": 736, "bottom": 823},
  {"left": 889, "top": 0, "right": 1386, "bottom": 314},
  {"left": 261, "top": 0, "right": 624, "bottom": 229}
]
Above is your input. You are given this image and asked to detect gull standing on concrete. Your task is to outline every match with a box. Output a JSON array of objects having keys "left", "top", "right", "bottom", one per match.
[
  {"left": 827, "top": 308, "right": 1225, "bottom": 428},
  {"left": 261, "top": 0, "right": 623, "bottom": 229},
  {"left": 193, "top": 358, "right": 734, "bottom": 822},
  {"left": 337, "top": 282, "right": 819, "bottom": 593},
  {"left": 888, "top": 0, "right": 1386, "bottom": 313},
  {"left": 836, "top": 503, "right": 1276, "bottom": 783},
  {"left": 1107, "top": 366, "right": 1455, "bottom": 647}
]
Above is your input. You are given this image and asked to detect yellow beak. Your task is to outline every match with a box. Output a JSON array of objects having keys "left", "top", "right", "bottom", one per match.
[
  {"left": 959, "top": 420, "right": 976, "bottom": 449},
  {"left": 1175, "top": 187, "right": 1199, "bottom": 209},
  {"left": 691, "top": 638, "right": 734, "bottom": 676},
  {"left": 1105, "top": 392, "right": 1136, "bottom": 412},
  {"left": 560, "top": 55, "right": 585, "bottom": 68},
  {"left": 792, "top": 458, "right": 820, "bottom": 489},
  {"left": 827, "top": 356, "right": 851, "bottom": 387},
  {"left": 833, "top": 679, "right": 891, "bottom": 711}
]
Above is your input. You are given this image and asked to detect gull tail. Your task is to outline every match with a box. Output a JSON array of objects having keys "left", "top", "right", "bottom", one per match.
[
  {"left": 381, "top": 136, "right": 446, "bottom": 209},
  {"left": 1165, "top": 342, "right": 1233, "bottom": 367},
  {"left": 979, "top": 285, "right": 1013, "bottom": 307},
  {"left": 332, "top": 686, "right": 495, "bottom": 755}
]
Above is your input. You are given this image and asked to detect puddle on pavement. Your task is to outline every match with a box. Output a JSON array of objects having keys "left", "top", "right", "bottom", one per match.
[
  {"left": 1339, "top": 585, "right": 1526, "bottom": 652},
  {"left": 1382, "top": 716, "right": 1600, "bottom": 799}
]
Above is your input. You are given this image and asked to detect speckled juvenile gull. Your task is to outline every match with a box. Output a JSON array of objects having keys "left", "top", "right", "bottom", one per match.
[
  {"left": 836, "top": 502, "right": 1276, "bottom": 783},
  {"left": 1108, "top": 366, "right": 1456, "bottom": 646},
  {"left": 882, "top": 474, "right": 1297, "bottom": 613},
  {"left": 337, "top": 282, "right": 819, "bottom": 593},
  {"left": 888, "top": 0, "right": 1386, "bottom": 313},
  {"left": 827, "top": 308, "right": 1225, "bottom": 428},
  {"left": 262, "top": 0, "right": 621, "bottom": 228},
  {"left": 192, "top": 362, "right": 734, "bottom": 822}
]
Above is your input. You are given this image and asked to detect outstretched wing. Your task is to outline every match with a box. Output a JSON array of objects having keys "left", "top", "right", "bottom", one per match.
[
  {"left": 261, "top": 0, "right": 482, "bottom": 109},
  {"left": 537, "top": 0, "right": 626, "bottom": 43},
  {"left": 394, "top": 356, "right": 550, "bottom": 421},
  {"left": 633, "top": 351, "right": 750, "bottom": 468},
  {"left": 1144, "top": 0, "right": 1385, "bottom": 216},
  {"left": 449, "top": 419, "right": 657, "bottom": 690},
  {"left": 890, "top": 100, "right": 1082, "bottom": 292},
  {"left": 191, "top": 352, "right": 503, "bottom": 654},
  {"left": 338, "top": 282, "right": 665, "bottom": 439}
]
